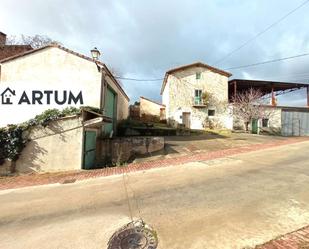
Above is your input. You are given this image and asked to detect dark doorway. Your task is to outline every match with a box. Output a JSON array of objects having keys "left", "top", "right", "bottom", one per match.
[{"left": 182, "top": 112, "right": 191, "bottom": 128}]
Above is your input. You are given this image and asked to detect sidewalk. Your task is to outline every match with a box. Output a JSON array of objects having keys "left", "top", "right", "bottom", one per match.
[
  {"left": 255, "top": 225, "right": 309, "bottom": 249},
  {"left": 0, "top": 137, "right": 308, "bottom": 191}
]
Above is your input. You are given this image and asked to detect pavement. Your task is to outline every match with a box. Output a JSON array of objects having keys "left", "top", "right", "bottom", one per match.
[
  {"left": 0, "top": 135, "right": 307, "bottom": 190},
  {"left": 0, "top": 140, "right": 309, "bottom": 248},
  {"left": 255, "top": 225, "right": 309, "bottom": 249},
  {"left": 134, "top": 132, "right": 289, "bottom": 162}
]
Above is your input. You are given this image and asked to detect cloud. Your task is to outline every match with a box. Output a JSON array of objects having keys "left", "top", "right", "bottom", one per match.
[{"left": 1, "top": 0, "right": 309, "bottom": 104}]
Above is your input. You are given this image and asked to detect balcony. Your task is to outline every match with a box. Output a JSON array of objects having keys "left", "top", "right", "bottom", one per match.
[{"left": 192, "top": 97, "right": 207, "bottom": 108}]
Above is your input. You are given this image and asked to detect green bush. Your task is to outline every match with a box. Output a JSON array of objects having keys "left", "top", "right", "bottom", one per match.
[
  {"left": 118, "top": 118, "right": 147, "bottom": 128},
  {"left": 0, "top": 107, "right": 82, "bottom": 164}
]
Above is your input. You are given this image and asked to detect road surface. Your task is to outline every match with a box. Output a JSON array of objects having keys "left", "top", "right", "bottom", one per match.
[{"left": 1, "top": 141, "right": 309, "bottom": 248}]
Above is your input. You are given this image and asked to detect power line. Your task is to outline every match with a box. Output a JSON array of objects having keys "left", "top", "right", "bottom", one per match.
[
  {"left": 213, "top": 0, "right": 309, "bottom": 66},
  {"left": 115, "top": 76, "right": 163, "bottom": 81},
  {"left": 224, "top": 52, "right": 309, "bottom": 70},
  {"left": 110, "top": 52, "right": 309, "bottom": 82}
]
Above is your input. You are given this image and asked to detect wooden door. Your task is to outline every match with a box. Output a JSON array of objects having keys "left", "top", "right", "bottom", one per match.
[
  {"left": 182, "top": 112, "right": 191, "bottom": 128},
  {"left": 104, "top": 87, "right": 116, "bottom": 135},
  {"left": 83, "top": 131, "right": 97, "bottom": 169},
  {"left": 251, "top": 119, "right": 258, "bottom": 134}
]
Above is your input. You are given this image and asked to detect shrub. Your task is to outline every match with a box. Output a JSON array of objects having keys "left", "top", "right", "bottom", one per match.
[{"left": 0, "top": 107, "right": 82, "bottom": 165}]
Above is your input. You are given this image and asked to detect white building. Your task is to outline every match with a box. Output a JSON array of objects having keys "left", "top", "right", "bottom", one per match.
[{"left": 0, "top": 43, "right": 129, "bottom": 131}]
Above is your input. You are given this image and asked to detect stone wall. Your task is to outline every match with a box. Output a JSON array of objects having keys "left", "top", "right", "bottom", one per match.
[
  {"left": 100, "top": 136, "right": 164, "bottom": 165},
  {"left": 140, "top": 97, "right": 164, "bottom": 118},
  {"left": 0, "top": 159, "right": 12, "bottom": 175}
]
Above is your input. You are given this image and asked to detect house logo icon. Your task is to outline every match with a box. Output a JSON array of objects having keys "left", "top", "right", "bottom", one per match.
[{"left": 1, "top": 87, "right": 16, "bottom": 105}]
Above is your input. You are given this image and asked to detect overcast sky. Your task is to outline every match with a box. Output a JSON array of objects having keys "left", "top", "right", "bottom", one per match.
[{"left": 1, "top": 0, "right": 309, "bottom": 105}]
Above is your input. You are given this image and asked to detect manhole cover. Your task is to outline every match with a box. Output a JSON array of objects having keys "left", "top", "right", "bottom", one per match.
[{"left": 107, "top": 220, "right": 158, "bottom": 249}]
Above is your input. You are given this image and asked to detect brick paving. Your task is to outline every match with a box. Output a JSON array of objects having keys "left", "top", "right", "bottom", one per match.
[
  {"left": 254, "top": 225, "right": 309, "bottom": 249},
  {"left": 0, "top": 137, "right": 308, "bottom": 191}
]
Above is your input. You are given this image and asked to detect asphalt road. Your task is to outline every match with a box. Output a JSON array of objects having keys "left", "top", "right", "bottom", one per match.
[{"left": 1, "top": 141, "right": 309, "bottom": 249}]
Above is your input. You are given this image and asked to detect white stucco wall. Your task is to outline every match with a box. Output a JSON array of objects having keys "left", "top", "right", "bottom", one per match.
[
  {"left": 0, "top": 46, "right": 129, "bottom": 127},
  {"left": 140, "top": 97, "right": 164, "bottom": 117},
  {"left": 233, "top": 106, "right": 282, "bottom": 133},
  {"left": 104, "top": 73, "right": 129, "bottom": 121},
  {"left": 162, "top": 66, "right": 232, "bottom": 129},
  {"left": 266, "top": 107, "right": 282, "bottom": 128},
  {"left": 15, "top": 116, "right": 83, "bottom": 173}
]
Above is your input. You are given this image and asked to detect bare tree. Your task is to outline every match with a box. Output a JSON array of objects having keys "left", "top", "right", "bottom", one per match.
[
  {"left": 5, "top": 34, "right": 59, "bottom": 48},
  {"left": 232, "top": 88, "right": 271, "bottom": 132},
  {"left": 109, "top": 66, "right": 123, "bottom": 86}
]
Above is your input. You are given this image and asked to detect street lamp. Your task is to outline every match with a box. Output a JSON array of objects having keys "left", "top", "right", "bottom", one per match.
[{"left": 91, "top": 47, "right": 101, "bottom": 60}]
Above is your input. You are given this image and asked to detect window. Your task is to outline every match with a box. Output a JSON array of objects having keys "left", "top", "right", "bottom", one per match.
[
  {"left": 194, "top": 89, "right": 202, "bottom": 105},
  {"left": 196, "top": 72, "right": 201, "bottom": 79},
  {"left": 262, "top": 118, "right": 269, "bottom": 127},
  {"left": 208, "top": 110, "right": 215, "bottom": 116}
]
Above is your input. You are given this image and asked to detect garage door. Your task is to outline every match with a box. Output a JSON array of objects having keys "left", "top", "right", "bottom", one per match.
[
  {"left": 104, "top": 86, "right": 116, "bottom": 136},
  {"left": 281, "top": 109, "right": 309, "bottom": 136}
]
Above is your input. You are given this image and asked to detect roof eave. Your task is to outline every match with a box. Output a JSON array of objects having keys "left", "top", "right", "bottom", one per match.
[{"left": 0, "top": 44, "right": 130, "bottom": 102}]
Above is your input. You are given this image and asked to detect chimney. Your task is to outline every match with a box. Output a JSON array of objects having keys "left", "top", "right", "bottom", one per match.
[{"left": 0, "top": 32, "right": 7, "bottom": 45}]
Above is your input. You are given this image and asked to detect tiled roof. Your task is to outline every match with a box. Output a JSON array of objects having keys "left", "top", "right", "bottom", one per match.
[
  {"left": 0, "top": 43, "right": 129, "bottom": 101},
  {"left": 0, "top": 45, "right": 32, "bottom": 61},
  {"left": 140, "top": 96, "right": 165, "bottom": 107},
  {"left": 160, "top": 61, "right": 232, "bottom": 94}
]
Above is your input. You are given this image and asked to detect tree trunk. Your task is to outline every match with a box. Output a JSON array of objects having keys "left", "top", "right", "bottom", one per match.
[{"left": 245, "top": 122, "right": 249, "bottom": 132}]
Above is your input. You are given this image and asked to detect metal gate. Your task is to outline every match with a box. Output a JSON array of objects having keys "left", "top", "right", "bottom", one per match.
[
  {"left": 83, "top": 130, "right": 97, "bottom": 169},
  {"left": 281, "top": 109, "right": 309, "bottom": 136}
]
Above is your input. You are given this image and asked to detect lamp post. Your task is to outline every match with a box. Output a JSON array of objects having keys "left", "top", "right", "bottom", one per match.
[{"left": 91, "top": 47, "right": 100, "bottom": 60}]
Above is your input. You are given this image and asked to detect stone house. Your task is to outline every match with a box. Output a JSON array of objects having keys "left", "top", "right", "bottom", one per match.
[
  {"left": 161, "top": 62, "right": 233, "bottom": 129},
  {"left": 140, "top": 96, "right": 165, "bottom": 121}
]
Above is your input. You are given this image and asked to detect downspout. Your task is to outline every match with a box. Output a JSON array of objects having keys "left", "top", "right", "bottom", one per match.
[
  {"left": 307, "top": 86, "right": 309, "bottom": 107},
  {"left": 100, "top": 69, "right": 107, "bottom": 113},
  {"left": 97, "top": 65, "right": 107, "bottom": 166}
]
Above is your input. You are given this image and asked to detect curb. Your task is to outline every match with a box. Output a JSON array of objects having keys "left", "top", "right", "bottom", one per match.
[{"left": 0, "top": 137, "right": 308, "bottom": 191}]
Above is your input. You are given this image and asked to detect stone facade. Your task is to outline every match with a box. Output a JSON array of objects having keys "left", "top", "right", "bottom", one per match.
[{"left": 162, "top": 64, "right": 233, "bottom": 129}]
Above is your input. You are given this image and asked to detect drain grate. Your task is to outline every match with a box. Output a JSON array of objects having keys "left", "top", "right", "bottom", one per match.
[{"left": 107, "top": 220, "right": 158, "bottom": 249}]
